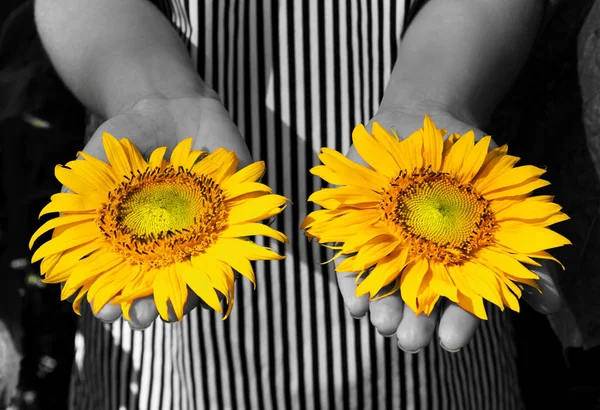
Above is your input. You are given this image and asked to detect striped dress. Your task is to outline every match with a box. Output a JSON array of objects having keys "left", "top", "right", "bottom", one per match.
[{"left": 69, "top": 1, "right": 524, "bottom": 409}]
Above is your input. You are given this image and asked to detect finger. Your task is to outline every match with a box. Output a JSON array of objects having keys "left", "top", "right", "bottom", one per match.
[
  {"left": 163, "top": 288, "right": 203, "bottom": 323},
  {"left": 93, "top": 300, "right": 122, "bottom": 323},
  {"left": 437, "top": 301, "right": 480, "bottom": 352},
  {"left": 369, "top": 289, "right": 404, "bottom": 337},
  {"left": 127, "top": 296, "right": 160, "bottom": 330},
  {"left": 396, "top": 302, "right": 440, "bottom": 353},
  {"left": 522, "top": 260, "right": 562, "bottom": 314},
  {"left": 336, "top": 268, "right": 369, "bottom": 318}
]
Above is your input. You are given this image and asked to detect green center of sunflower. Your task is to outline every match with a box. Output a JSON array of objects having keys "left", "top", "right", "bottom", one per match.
[
  {"left": 382, "top": 168, "right": 495, "bottom": 264},
  {"left": 120, "top": 183, "right": 203, "bottom": 236},
  {"left": 97, "top": 165, "right": 227, "bottom": 267},
  {"left": 400, "top": 177, "right": 482, "bottom": 246}
]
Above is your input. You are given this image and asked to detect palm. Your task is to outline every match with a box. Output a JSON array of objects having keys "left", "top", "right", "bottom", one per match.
[
  {"left": 336, "top": 110, "right": 562, "bottom": 352},
  {"left": 73, "top": 96, "right": 251, "bottom": 328}
]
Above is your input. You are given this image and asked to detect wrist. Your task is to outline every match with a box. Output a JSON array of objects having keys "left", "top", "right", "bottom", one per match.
[{"left": 376, "top": 97, "right": 483, "bottom": 131}]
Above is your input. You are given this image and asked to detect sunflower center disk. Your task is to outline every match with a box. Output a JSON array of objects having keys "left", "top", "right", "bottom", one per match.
[
  {"left": 97, "top": 166, "right": 227, "bottom": 267},
  {"left": 383, "top": 170, "right": 495, "bottom": 264},
  {"left": 121, "top": 183, "right": 201, "bottom": 236}
]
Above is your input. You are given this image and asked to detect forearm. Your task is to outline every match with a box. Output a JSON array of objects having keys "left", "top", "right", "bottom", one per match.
[
  {"left": 381, "top": 0, "right": 545, "bottom": 128},
  {"left": 34, "top": 0, "right": 211, "bottom": 119}
]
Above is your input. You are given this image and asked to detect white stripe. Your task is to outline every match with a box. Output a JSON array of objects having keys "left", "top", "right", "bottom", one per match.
[
  {"left": 160, "top": 323, "right": 173, "bottom": 409},
  {"left": 189, "top": 309, "right": 205, "bottom": 409},
  {"left": 418, "top": 349, "right": 429, "bottom": 409},
  {"left": 226, "top": 0, "right": 237, "bottom": 122},
  {"left": 172, "top": 325, "right": 183, "bottom": 410},
  {"left": 149, "top": 323, "right": 163, "bottom": 409},
  {"left": 200, "top": 312, "right": 218, "bottom": 410},
  {"left": 427, "top": 337, "right": 440, "bottom": 409},
  {"left": 180, "top": 318, "right": 194, "bottom": 410},
  {"left": 382, "top": 0, "right": 392, "bottom": 92},
  {"left": 404, "top": 351, "right": 415, "bottom": 410},
  {"left": 274, "top": 3, "right": 302, "bottom": 409},
  {"left": 216, "top": 0, "right": 226, "bottom": 98},
  {"left": 360, "top": 0, "right": 371, "bottom": 120},
  {"left": 188, "top": 0, "right": 199, "bottom": 66},
  {"left": 203, "top": 1, "right": 214, "bottom": 88},
  {"left": 338, "top": 0, "right": 351, "bottom": 151},
  {"left": 307, "top": 1, "right": 330, "bottom": 409}
]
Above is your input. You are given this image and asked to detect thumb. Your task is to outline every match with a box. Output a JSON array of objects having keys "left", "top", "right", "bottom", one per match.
[
  {"left": 521, "top": 260, "right": 562, "bottom": 315},
  {"left": 192, "top": 99, "right": 252, "bottom": 168}
]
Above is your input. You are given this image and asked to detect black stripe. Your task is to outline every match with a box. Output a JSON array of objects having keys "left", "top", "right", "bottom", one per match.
[
  {"left": 270, "top": 2, "right": 293, "bottom": 408},
  {"left": 316, "top": 3, "right": 336, "bottom": 409},
  {"left": 302, "top": 2, "right": 321, "bottom": 407},
  {"left": 285, "top": 2, "right": 306, "bottom": 409}
]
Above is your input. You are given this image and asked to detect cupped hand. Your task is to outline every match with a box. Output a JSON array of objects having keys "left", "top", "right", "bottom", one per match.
[
  {"left": 68, "top": 94, "right": 252, "bottom": 330},
  {"left": 335, "top": 109, "right": 562, "bottom": 353}
]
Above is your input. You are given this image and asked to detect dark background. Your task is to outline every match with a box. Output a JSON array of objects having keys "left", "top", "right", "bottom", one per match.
[{"left": 0, "top": 1, "right": 598, "bottom": 409}]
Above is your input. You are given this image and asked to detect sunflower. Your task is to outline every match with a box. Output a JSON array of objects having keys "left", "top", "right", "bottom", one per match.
[
  {"left": 30, "top": 134, "right": 288, "bottom": 321},
  {"left": 301, "top": 116, "right": 570, "bottom": 319}
]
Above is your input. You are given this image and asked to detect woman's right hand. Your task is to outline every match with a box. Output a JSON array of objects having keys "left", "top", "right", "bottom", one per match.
[{"left": 70, "top": 93, "right": 252, "bottom": 330}]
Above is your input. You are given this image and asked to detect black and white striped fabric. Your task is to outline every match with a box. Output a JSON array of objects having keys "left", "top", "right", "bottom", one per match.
[{"left": 69, "top": 1, "right": 524, "bottom": 409}]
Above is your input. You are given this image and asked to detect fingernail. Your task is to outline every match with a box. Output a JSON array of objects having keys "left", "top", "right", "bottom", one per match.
[
  {"left": 398, "top": 344, "right": 421, "bottom": 354},
  {"left": 439, "top": 341, "right": 461, "bottom": 353},
  {"left": 351, "top": 314, "right": 363, "bottom": 320}
]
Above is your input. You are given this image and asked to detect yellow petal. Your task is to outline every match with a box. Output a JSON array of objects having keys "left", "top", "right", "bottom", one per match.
[
  {"left": 38, "top": 193, "right": 99, "bottom": 217},
  {"left": 168, "top": 264, "right": 188, "bottom": 321},
  {"left": 63, "top": 159, "right": 118, "bottom": 192},
  {"left": 120, "top": 138, "right": 148, "bottom": 173},
  {"left": 341, "top": 227, "right": 392, "bottom": 254},
  {"left": 422, "top": 115, "right": 443, "bottom": 171},
  {"left": 29, "top": 214, "right": 96, "bottom": 249},
  {"left": 102, "top": 133, "right": 132, "bottom": 178},
  {"left": 307, "top": 186, "right": 381, "bottom": 207},
  {"left": 494, "top": 224, "right": 571, "bottom": 253},
  {"left": 478, "top": 248, "right": 540, "bottom": 279},
  {"left": 178, "top": 260, "right": 222, "bottom": 312},
  {"left": 61, "top": 250, "right": 124, "bottom": 297},
  {"left": 318, "top": 148, "right": 389, "bottom": 190},
  {"left": 215, "top": 238, "right": 284, "bottom": 262},
  {"left": 352, "top": 236, "right": 400, "bottom": 271},
  {"left": 309, "top": 165, "right": 345, "bottom": 186},
  {"left": 399, "top": 129, "right": 424, "bottom": 171},
  {"left": 220, "top": 222, "right": 288, "bottom": 243},
  {"left": 456, "top": 136, "right": 491, "bottom": 183},
  {"left": 480, "top": 165, "right": 547, "bottom": 195},
  {"left": 223, "top": 161, "right": 265, "bottom": 185},
  {"left": 31, "top": 221, "right": 99, "bottom": 263},
  {"left": 46, "top": 240, "right": 102, "bottom": 277},
  {"left": 148, "top": 146, "right": 168, "bottom": 168},
  {"left": 495, "top": 200, "right": 562, "bottom": 222},
  {"left": 356, "top": 246, "right": 408, "bottom": 297},
  {"left": 170, "top": 138, "right": 194, "bottom": 168},
  {"left": 441, "top": 130, "right": 474, "bottom": 176},
  {"left": 429, "top": 262, "right": 458, "bottom": 303},
  {"left": 399, "top": 259, "right": 429, "bottom": 312},
  {"left": 224, "top": 182, "right": 272, "bottom": 199},
  {"left": 226, "top": 194, "right": 287, "bottom": 224},
  {"left": 54, "top": 166, "right": 107, "bottom": 202},
  {"left": 456, "top": 291, "right": 488, "bottom": 320},
  {"left": 352, "top": 124, "right": 400, "bottom": 178},
  {"left": 460, "top": 262, "right": 504, "bottom": 310},
  {"left": 153, "top": 267, "right": 172, "bottom": 321},
  {"left": 483, "top": 178, "right": 550, "bottom": 200},
  {"left": 209, "top": 241, "right": 257, "bottom": 287},
  {"left": 371, "top": 123, "right": 413, "bottom": 170},
  {"left": 192, "top": 148, "right": 237, "bottom": 182}
]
